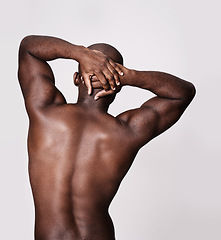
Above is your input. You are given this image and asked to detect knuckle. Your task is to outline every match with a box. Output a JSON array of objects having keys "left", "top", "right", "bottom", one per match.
[
  {"left": 108, "top": 75, "right": 114, "bottom": 81},
  {"left": 103, "top": 82, "right": 109, "bottom": 87},
  {"left": 103, "top": 84, "right": 110, "bottom": 90}
]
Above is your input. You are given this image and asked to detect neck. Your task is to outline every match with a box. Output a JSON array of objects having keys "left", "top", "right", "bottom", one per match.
[{"left": 76, "top": 87, "right": 110, "bottom": 113}]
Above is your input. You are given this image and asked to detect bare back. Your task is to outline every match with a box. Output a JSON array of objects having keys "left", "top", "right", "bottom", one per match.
[
  {"left": 28, "top": 104, "right": 138, "bottom": 240},
  {"left": 18, "top": 36, "right": 195, "bottom": 240}
]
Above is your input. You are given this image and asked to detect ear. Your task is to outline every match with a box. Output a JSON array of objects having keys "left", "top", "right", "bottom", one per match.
[{"left": 73, "top": 72, "right": 80, "bottom": 86}]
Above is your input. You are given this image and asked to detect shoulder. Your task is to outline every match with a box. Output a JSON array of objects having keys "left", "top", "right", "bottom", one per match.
[
  {"left": 28, "top": 103, "right": 76, "bottom": 124},
  {"left": 116, "top": 106, "right": 159, "bottom": 147},
  {"left": 117, "top": 106, "right": 159, "bottom": 127}
]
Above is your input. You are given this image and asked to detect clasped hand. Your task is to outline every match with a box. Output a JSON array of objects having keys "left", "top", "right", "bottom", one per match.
[{"left": 77, "top": 48, "right": 123, "bottom": 95}]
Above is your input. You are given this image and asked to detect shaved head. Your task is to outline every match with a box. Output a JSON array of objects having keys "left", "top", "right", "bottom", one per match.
[{"left": 88, "top": 43, "right": 123, "bottom": 65}]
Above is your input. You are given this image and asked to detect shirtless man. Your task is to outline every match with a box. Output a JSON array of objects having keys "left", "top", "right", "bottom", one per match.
[{"left": 18, "top": 35, "right": 195, "bottom": 240}]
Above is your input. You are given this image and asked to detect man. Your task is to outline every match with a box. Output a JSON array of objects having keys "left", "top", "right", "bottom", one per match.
[{"left": 18, "top": 35, "right": 195, "bottom": 240}]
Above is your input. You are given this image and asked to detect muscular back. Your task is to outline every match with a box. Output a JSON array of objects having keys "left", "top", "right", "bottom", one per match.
[
  {"left": 28, "top": 104, "right": 138, "bottom": 239},
  {"left": 18, "top": 36, "right": 195, "bottom": 240}
]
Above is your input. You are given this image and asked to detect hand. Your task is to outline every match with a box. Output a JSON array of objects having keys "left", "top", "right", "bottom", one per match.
[
  {"left": 78, "top": 48, "right": 123, "bottom": 94},
  {"left": 93, "top": 64, "right": 132, "bottom": 100}
]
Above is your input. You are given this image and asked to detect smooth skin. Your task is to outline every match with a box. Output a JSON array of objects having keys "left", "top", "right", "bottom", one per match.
[{"left": 18, "top": 35, "right": 195, "bottom": 240}]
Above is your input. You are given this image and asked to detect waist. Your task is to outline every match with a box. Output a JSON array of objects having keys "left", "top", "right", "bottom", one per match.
[{"left": 35, "top": 210, "right": 115, "bottom": 240}]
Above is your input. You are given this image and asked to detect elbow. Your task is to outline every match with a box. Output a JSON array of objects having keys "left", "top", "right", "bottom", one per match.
[
  {"left": 182, "top": 82, "right": 196, "bottom": 104},
  {"left": 19, "top": 36, "right": 29, "bottom": 54},
  {"left": 19, "top": 35, "right": 35, "bottom": 52},
  {"left": 188, "top": 82, "right": 196, "bottom": 100}
]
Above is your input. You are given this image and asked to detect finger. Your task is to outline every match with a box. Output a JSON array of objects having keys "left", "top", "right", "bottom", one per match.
[
  {"left": 102, "top": 68, "right": 116, "bottom": 91},
  {"left": 91, "top": 81, "right": 103, "bottom": 89},
  {"left": 80, "top": 75, "right": 84, "bottom": 84},
  {"left": 90, "top": 75, "right": 99, "bottom": 82},
  {"left": 95, "top": 72, "right": 110, "bottom": 91},
  {"left": 106, "top": 63, "right": 120, "bottom": 89},
  {"left": 82, "top": 74, "right": 92, "bottom": 95},
  {"left": 108, "top": 61, "right": 122, "bottom": 86},
  {"left": 109, "top": 59, "right": 124, "bottom": 77},
  {"left": 94, "top": 89, "right": 115, "bottom": 100}
]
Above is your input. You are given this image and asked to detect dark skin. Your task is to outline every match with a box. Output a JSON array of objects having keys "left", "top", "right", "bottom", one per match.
[{"left": 18, "top": 35, "right": 195, "bottom": 240}]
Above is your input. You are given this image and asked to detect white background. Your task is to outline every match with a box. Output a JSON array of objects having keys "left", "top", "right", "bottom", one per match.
[{"left": 1, "top": 0, "right": 221, "bottom": 239}]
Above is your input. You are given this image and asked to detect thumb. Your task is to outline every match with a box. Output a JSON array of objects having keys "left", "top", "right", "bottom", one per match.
[
  {"left": 94, "top": 89, "right": 114, "bottom": 100},
  {"left": 82, "top": 74, "right": 92, "bottom": 95}
]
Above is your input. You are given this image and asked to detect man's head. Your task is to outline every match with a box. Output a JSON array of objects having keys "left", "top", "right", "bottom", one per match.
[{"left": 74, "top": 43, "right": 123, "bottom": 106}]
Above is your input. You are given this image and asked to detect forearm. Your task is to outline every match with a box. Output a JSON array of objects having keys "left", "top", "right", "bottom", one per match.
[
  {"left": 121, "top": 70, "right": 196, "bottom": 100},
  {"left": 19, "top": 35, "right": 86, "bottom": 62}
]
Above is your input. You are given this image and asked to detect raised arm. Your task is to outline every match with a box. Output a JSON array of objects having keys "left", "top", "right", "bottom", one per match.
[
  {"left": 18, "top": 35, "right": 122, "bottom": 116},
  {"left": 95, "top": 65, "right": 196, "bottom": 147}
]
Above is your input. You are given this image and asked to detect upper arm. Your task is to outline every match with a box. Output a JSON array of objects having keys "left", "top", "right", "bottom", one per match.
[
  {"left": 117, "top": 96, "right": 193, "bottom": 147},
  {"left": 18, "top": 45, "right": 66, "bottom": 116}
]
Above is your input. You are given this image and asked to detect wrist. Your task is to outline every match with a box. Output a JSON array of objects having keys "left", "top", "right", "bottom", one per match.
[
  {"left": 120, "top": 68, "right": 136, "bottom": 86},
  {"left": 72, "top": 45, "right": 87, "bottom": 62}
]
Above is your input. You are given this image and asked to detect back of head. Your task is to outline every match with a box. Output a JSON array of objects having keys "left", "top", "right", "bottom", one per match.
[{"left": 88, "top": 43, "right": 123, "bottom": 65}]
